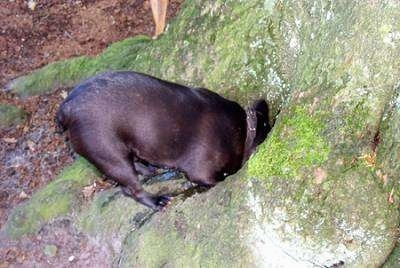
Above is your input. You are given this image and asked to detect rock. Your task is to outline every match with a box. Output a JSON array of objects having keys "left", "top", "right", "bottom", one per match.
[
  {"left": 117, "top": 173, "right": 397, "bottom": 267},
  {"left": 0, "top": 104, "right": 27, "bottom": 129},
  {"left": 1, "top": 157, "right": 100, "bottom": 239},
  {"left": 76, "top": 174, "right": 188, "bottom": 256},
  {"left": 383, "top": 239, "right": 400, "bottom": 268}
]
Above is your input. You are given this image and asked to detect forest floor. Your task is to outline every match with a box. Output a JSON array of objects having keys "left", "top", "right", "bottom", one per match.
[{"left": 0, "top": 0, "right": 183, "bottom": 266}]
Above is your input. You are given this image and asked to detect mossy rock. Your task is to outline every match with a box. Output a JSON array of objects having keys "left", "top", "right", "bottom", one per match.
[
  {"left": 117, "top": 177, "right": 254, "bottom": 267},
  {"left": 117, "top": 0, "right": 400, "bottom": 266},
  {"left": 76, "top": 176, "right": 188, "bottom": 259},
  {"left": 0, "top": 104, "right": 27, "bottom": 129},
  {"left": 2, "top": 158, "right": 100, "bottom": 239},
  {"left": 384, "top": 239, "right": 400, "bottom": 268},
  {"left": 116, "top": 164, "right": 397, "bottom": 267}
]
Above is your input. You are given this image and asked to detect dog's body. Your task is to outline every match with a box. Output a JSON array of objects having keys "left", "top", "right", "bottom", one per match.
[{"left": 57, "top": 71, "right": 270, "bottom": 209}]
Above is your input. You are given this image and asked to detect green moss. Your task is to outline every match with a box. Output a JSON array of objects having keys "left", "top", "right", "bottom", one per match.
[
  {"left": 56, "top": 157, "right": 100, "bottom": 182},
  {"left": 128, "top": 227, "right": 182, "bottom": 267},
  {"left": 76, "top": 187, "right": 145, "bottom": 251},
  {"left": 9, "top": 35, "right": 151, "bottom": 97},
  {"left": 344, "top": 99, "right": 371, "bottom": 137},
  {"left": 3, "top": 158, "right": 99, "bottom": 239},
  {"left": 119, "top": 179, "right": 253, "bottom": 267},
  {"left": 10, "top": 57, "right": 92, "bottom": 97},
  {"left": 248, "top": 106, "right": 330, "bottom": 179},
  {"left": 383, "top": 239, "right": 400, "bottom": 268},
  {"left": 7, "top": 1, "right": 292, "bottom": 114},
  {"left": 0, "top": 104, "right": 27, "bottom": 128}
]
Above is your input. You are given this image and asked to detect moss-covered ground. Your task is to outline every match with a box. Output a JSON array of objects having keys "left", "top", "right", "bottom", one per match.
[
  {"left": 2, "top": 158, "right": 99, "bottom": 239},
  {"left": 0, "top": 104, "right": 27, "bottom": 128}
]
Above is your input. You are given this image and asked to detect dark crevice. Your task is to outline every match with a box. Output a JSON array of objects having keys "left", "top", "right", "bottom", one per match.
[
  {"left": 129, "top": 210, "right": 157, "bottom": 231},
  {"left": 324, "top": 260, "right": 345, "bottom": 268},
  {"left": 371, "top": 129, "right": 380, "bottom": 152},
  {"left": 373, "top": 83, "right": 400, "bottom": 154}
]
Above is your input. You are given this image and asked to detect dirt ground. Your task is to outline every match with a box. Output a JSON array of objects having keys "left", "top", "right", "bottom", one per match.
[
  {"left": 0, "top": 0, "right": 183, "bottom": 86},
  {"left": 0, "top": 0, "right": 183, "bottom": 265}
]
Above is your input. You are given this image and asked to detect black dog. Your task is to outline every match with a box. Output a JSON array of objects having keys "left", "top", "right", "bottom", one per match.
[{"left": 56, "top": 71, "right": 270, "bottom": 210}]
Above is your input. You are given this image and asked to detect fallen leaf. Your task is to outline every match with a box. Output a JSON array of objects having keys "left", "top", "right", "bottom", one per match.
[
  {"left": 314, "top": 167, "right": 327, "bottom": 184},
  {"left": 60, "top": 90, "right": 68, "bottom": 99},
  {"left": 382, "top": 174, "right": 388, "bottom": 185},
  {"left": 358, "top": 151, "right": 376, "bottom": 167},
  {"left": 376, "top": 169, "right": 388, "bottom": 185},
  {"left": 82, "top": 183, "right": 96, "bottom": 199},
  {"left": 96, "top": 179, "right": 112, "bottom": 189},
  {"left": 309, "top": 97, "right": 319, "bottom": 113},
  {"left": 19, "top": 191, "right": 29, "bottom": 200},
  {"left": 388, "top": 188, "right": 395, "bottom": 204},
  {"left": 3, "top": 137, "right": 17, "bottom": 143},
  {"left": 26, "top": 140, "right": 35, "bottom": 151},
  {"left": 27, "top": 0, "right": 36, "bottom": 10}
]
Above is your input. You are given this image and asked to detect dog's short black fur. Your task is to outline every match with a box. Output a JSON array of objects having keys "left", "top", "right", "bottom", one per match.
[{"left": 57, "top": 71, "right": 270, "bottom": 210}]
